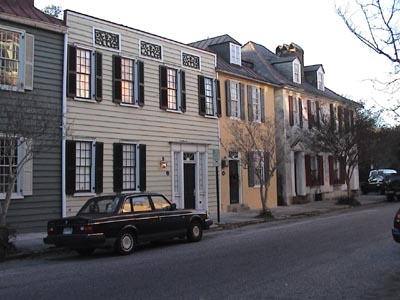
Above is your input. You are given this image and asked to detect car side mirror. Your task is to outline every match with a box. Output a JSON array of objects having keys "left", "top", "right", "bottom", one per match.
[{"left": 170, "top": 203, "right": 177, "bottom": 211}]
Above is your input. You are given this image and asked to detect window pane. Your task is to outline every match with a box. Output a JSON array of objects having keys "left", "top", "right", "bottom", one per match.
[
  {"left": 75, "top": 141, "right": 92, "bottom": 192},
  {"left": 76, "top": 48, "right": 91, "bottom": 98},
  {"left": 122, "top": 144, "right": 136, "bottom": 190},
  {"left": 0, "top": 30, "right": 20, "bottom": 87},
  {"left": 204, "top": 78, "right": 214, "bottom": 115},
  {"left": 152, "top": 195, "right": 171, "bottom": 210},
  {"left": 167, "top": 68, "right": 177, "bottom": 110},
  {"left": 252, "top": 87, "right": 261, "bottom": 122},
  {"left": 231, "top": 82, "right": 240, "bottom": 118},
  {"left": 0, "top": 137, "right": 18, "bottom": 193},
  {"left": 121, "top": 58, "right": 134, "bottom": 103}
]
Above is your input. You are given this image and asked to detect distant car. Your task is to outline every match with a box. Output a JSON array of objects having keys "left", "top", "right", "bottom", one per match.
[
  {"left": 385, "top": 174, "right": 400, "bottom": 202},
  {"left": 361, "top": 169, "right": 397, "bottom": 195},
  {"left": 44, "top": 193, "right": 213, "bottom": 256},
  {"left": 392, "top": 208, "right": 400, "bottom": 243}
]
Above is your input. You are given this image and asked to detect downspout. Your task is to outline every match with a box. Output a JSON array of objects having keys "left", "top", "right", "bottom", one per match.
[{"left": 61, "top": 32, "right": 68, "bottom": 217}]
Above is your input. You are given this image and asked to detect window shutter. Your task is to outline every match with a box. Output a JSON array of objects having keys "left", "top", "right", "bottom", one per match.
[
  {"left": 159, "top": 66, "right": 168, "bottom": 110},
  {"left": 113, "top": 143, "right": 123, "bottom": 193},
  {"left": 215, "top": 79, "right": 221, "bottom": 117},
  {"left": 316, "top": 101, "right": 320, "bottom": 128},
  {"left": 307, "top": 100, "right": 312, "bottom": 129},
  {"left": 260, "top": 88, "right": 265, "bottom": 123},
  {"left": 22, "top": 141, "right": 33, "bottom": 196},
  {"left": 95, "top": 142, "right": 103, "bottom": 194},
  {"left": 340, "top": 159, "right": 346, "bottom": 184},
  {"left": 350, "top": 110, "right": 354, "bottom": 134},
  {"left": 180, "top": 70, "right": 186, "bottom": 112},
  {"left": 67, "top": 45, "right": 77, "bottom": 97},
  {"left": 330, "top": 104, "right": 335, "bottom": 130},
  {"left": 288, "top": 96, "right": 294, "bottom": 126},
  {"left": 298, "top": 98, "right": 303, "bottom": 128},
  {"left": 344, "top": 108, "right": 349, "bottom": 131},
  {"left": 338, "top": 106, "right": 343, "bottom": 132},
  {"left": 65, "top": 140, "right": 76, "bottom": 195},
  {"left": 264, "top": 152, "right": 270, "bottom": 185},
  {"left": 247, "top": 85, "right": 254, "bottom": 121},
  {"left": 248, "top": 152, "right": 255, "bottom": 187},
  {"left": 240, "top": 83, "right": 245, "bottom": 120},
  {"left": 112, "top": 55, "right": 122, "bottom": 103},
  {"left": 225, "top": 80, "right": 231, "bottom": 117},
  {"left": 24, "top": 33, "right": 34, "bottom": 90},
  {"left": 139, "top": 144, "right": 146, "bottom": 192},
  {"left": 95, "top": 52, "right": 102, "bottom": 101},
  {"left": 318, "top": 155, "right": 324, "bottom": 186},
  {"left": 328, "top": 156, "right": 334, "bottom": 185},
  {"left": 198, "top": 75, "right": 206, "bottom": 116},
  {"left": 305, "top": 155, "right": 311, "bottom": 187},
  {"left": 137, "top": 60, "right": 145, "bottom": 107}
]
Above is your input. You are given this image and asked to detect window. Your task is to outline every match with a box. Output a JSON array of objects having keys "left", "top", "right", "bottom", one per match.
[
  {"left": 307, "top": 100, "right": 320, "bottom": 129},
  {"left": 229, "top": 43, "right": 241, "bottom": 65},
  {"left": 132, "top": 196, "right": 152, "bottom": 212},
  {"left": 328, "top": 155, "right": 345, "bottom": 185},
  {"left": 66, "top": 140, "right": 103, "bottom": 195},
  {"left": 248, "top": 151, "right": 269, "bottom": 187},
  {"left": 226, "top": 80, "right": 244, "bottom": 119},
  {"left": 0, "top": 136, "right": 33, "bottom": 198},
  {"left": 198, "top": 75, "right": 221, "bottom": 117},
  {"left": 0, "top": 27, "right": 34, "bottom": 91},
  {"left": 288, "top": 96, "right": 302, "bottom": 127},
  {"left": 305, "top": 155, "right": 324, "bottom": 186},
  {"left": 151, "top": 195, "right": 171, "bottom": 210},
  {"left": 67, "top": 45, "right": 102, "bottom": 101},
  {"left": 159, "top": 66, "right": 185, "bottom": 112},
  {"left": 113, "top": 143, "right": 146, "bottom": 193},
  {"left": 317, "top": 68, "right": 324, "bottom": 91},
  {"left": 248, "top": 86, "right": 264, "bottom": 122},
  {"left": 293, "top": 59, "right": 301, "bottom": 84},
  {"left": 113, "top": 56, "right": 144, "bottom": 106}
]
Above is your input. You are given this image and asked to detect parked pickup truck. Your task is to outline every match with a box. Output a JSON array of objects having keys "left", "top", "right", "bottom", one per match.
[
  {"left": 385, "top": 174, "right": 400, "bottom": 201},
  {"left": 361, "top": 169, "right": 397, "bottom": 195}
]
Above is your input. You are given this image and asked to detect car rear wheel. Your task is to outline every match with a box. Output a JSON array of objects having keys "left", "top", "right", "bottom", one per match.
[
  {"left": 387, "top": 195, "right": 395, "bottom": 202},
  {"left": 187, "top": 221, "right": 203, "bottom": 242},
  {"left": 76, "top": 248, "right": 95, "bottom": 256},
  {"left": 116, "top": 230, "right": 136, "bottom": 255}
]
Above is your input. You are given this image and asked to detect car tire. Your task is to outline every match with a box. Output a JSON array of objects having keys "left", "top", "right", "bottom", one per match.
[
  {"left": 116, "top": 230, "right": 136, "bottom": 255},
  {"left": 387, "top": 195, "right": 395, "bottom": 202},
  {"left": 76, "top": 248, "right": 95, "bottom": 256},
  {"left": 187, "top": 221, "right": 203, "bottom": 242}
]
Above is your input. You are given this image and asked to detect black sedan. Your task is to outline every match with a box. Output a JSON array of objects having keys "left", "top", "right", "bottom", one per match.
[{"left": 44, "top": 193, "right": 213, "bottom": 256}]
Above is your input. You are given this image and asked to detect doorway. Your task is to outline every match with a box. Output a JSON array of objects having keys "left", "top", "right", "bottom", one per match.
[
  {"left": 229, "top": 160, "right": 240, "bottom": 204},
  {"left": 184, "top": 163, "right": 196, "bottom": 209}
]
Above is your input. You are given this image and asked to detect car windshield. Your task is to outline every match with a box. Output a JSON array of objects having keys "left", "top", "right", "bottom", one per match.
[{"left": 78, "top": 196, "right": 120, "bottom": 214}]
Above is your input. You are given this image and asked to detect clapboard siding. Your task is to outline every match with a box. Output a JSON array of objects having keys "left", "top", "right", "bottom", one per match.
[
  {"left": 65, "top": 11, "right": 219, "bottom": 215},
  {"left": 0, "top": 19, "right": 64, "bottom": 232}
]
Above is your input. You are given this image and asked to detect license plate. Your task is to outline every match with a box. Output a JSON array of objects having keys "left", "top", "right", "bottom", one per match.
[{"left": 63, "top": 227, "right": 73, "bottom": 235}]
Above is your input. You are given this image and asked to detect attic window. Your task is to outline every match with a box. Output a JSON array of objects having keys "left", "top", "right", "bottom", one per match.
[
  {"left": 230, "top": 43, "right": 241, "bottom": 66},
  {"left": 293, "top": 59, "right": 301, "bottom": 84},
  {"left": 317, "top": 68, "right": 324, "bottom": 91}
]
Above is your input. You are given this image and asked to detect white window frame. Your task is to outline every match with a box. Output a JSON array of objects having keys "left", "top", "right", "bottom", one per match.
[
  {"left": 230, "top": 80, "right": 241, "bottom": 119},
  {"left": 251, "top": 150, "right": 265, "bottom": 187},
  {"left": 73, "top": 45, "right": 97, "bottom": 102},
  {"left": 122, "top": 144, "right": 139, "bottom": 191},
  {"left": 293, "top": 59, "right": 301, "bottom": 84},
  {"left": 317, "top": 67, "right": 325, "bottom": 91},
  {"left": 310, "top": 155, "right": 319, "bottom": 183},
  {"left": 251, "top": 86, "right": 262, "bottom": 122},
  {"left": 74, "top": 140, "right": 96, "bottom": 194},
  {"left": 229, "top": 43, "right": 241, "bottom": 66}
]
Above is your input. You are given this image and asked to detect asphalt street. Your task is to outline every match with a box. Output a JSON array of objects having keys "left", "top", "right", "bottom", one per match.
[{"left": 1, "top": 202, "right": 400, "bottom": 300}]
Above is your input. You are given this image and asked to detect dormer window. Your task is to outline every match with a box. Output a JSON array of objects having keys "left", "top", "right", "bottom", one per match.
[
  {"left": 317, "top": 67, "right": 325, "bottom": 91},
  {"left": 293, "top": 59, "right": 301, "bottom": 84},
  {"left": 230, "top": 43, "right": 241, "bottom": 66}
]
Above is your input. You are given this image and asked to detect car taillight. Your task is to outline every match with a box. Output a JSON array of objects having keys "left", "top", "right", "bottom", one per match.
[
  {"left": 79, "top": 225, "right": 94, "bottom": 234},
  {"left": 48, "top": 227, "right": 55, "bottom": 235}
]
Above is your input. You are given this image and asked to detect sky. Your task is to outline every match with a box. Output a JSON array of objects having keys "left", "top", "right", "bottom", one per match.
[{"left": 35, "top": 0, "right": 396, "bottom": 122}]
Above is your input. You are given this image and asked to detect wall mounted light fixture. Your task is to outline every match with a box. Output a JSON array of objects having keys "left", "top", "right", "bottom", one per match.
[{"left": 160, "top": 156, "right": 167, "bottom": 169}]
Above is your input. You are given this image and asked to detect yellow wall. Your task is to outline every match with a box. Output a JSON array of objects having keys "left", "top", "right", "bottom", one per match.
[{"left": 218, "top": 72, "right": 277, "bottom": 212}]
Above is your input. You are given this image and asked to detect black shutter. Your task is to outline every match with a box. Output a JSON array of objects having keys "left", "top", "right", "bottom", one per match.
[
  {"left": 225, "top": 80, "right": 231, "bottom": 117},
  {"left": 139, "top": 144, "right": 146, "bottom": 192},
  {"left": 65, "top": 140, "right": 76, "bottom": 195},
  {"left": 95, "top": 142, "right": 103, "bottom": 194},
  {"left": 95, "top": 52, "right": 102, "bottom": 101},
  {"left": 247, "top": 85, "right": 254, "bottom": 121},
  {"left": 299, "top": 98, "right": 303, "bottom": 128},
  {"left": 198, "top": 75, "right": 206, "bottom": 116},
  {"left": 113, "top": 55, "right": 122, "bottom": 103},
  {"left": 159, "top": 66, "right": 168, "bottom": 110},
  {"left": 216, "top": 79, "right": 221, "bottom": 117},
  {"left": 248, "top": 152, "right": 255, "bottom": 187},
  {"left": 264, "top": 152, "right": 270, "bottom": 185},
  {"left": 240, "top": 83, "right": 245, "bottom": 120},
  {"left": 138, "top": 60, "right": 145, "bottom": 107},
  {"left": 180, "top": 70, "right": 186, "bottom": 112},
  {"left": 288, "top": 96, "right": 294, "bottom": 126},
  {"left": 260, "top": 88, "right": 265, "bottom": 123},
  {"left": 67, "top": 45, "right": 77, "bottom": 98},
  {"left": 113, "top": 143, "right": 123, "bottom": 193}
]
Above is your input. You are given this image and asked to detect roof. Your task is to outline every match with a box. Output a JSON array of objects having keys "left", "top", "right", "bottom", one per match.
[
  {"left": 190, "top": 34, "right": 241, "bottom": 49},
  {"left": 0, "top": 0, "right": 65, "bottom": 28},
  {"left": 304, "top": 64, "right": 324, "bottom": 73}
]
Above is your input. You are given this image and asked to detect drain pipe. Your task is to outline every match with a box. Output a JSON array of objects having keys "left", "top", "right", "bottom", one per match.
[{"left": 61, "top": 32, "right": 68, "bottom": 218}]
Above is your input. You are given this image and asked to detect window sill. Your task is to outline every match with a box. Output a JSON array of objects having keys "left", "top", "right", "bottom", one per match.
[
  {"left": 0, "top": 194, "right": 24, "bottom": 200},
  {"left": 120, "top": 103, "right": 139, "bottom": 108},
  {"left": 166, "top": 109, "right": 183, "bottom": 114},
  {"left": 73, "top": 192, "right": 96, "bottom": 197},
  {"left": 204, "top": 114, "right": 218, "bottom": 119},
  {"left": 73, "top": 97, "right": 96, "bottom": 103},
  {"left": 0, "top": 84, "right": 22, "bottom": 92}
]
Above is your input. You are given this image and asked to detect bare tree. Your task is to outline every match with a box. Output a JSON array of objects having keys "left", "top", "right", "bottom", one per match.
[
  {"left": 0, "top": 91, "right": 61, "bottom": 228},
  {"left": 337, "top": 0, "right": 400, "bottom": 120},
  {"left": 41, "top": 5, "right": 63, "bottom": 19},
  {"left": 305, "top": 106, "right": 377, "bottom": 200},
  {"left": 224, "top": 118, "right": 281, "bottom": 217}
]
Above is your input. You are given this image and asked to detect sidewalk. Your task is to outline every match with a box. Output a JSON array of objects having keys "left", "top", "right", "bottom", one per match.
[{"left": 6, "top": 194, "right": 387, "bottom": 259}]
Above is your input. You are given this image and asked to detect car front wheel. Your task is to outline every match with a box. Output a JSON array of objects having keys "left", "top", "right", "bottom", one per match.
[
  {"left": 187, "top": 221, "right": 203, "bottom": 242},
  {"left": 116, "top": 230, "right": 136, "bottom": 255}
]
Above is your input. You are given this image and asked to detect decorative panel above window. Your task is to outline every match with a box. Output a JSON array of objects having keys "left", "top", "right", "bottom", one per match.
[
  {"left": 140, "top": 40, "right": 162, "bottom": 61},
  {"left": 93, "top": 28, "right": 121, "bottom": 51},
  {"left": 181, "top": 52, "right": 200, "bottom": 70}
]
